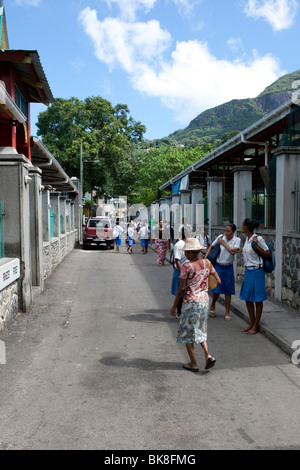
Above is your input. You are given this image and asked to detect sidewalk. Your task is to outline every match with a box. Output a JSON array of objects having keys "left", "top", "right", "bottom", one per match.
[
  {"left": 160, "top": 247, "right": 300, "bottom": 360},
  {"left": 217, "top": 283, "right": 300, "bottom": 359}
]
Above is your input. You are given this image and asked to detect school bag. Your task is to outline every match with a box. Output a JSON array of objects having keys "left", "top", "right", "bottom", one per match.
[{"left": 251, "top": 241, "right": 276, "bottom": 273}]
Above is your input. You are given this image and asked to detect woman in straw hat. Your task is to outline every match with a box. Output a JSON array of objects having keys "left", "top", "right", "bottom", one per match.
[{"left": 171, "top": 238, "right": 221, "bottom": 372}]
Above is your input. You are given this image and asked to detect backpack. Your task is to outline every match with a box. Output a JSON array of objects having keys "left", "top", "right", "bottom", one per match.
[
  {"left": 251, "top": 241, "right": 276, "bottom": 273},
  {"left": 170, "top": 248, "right": 175, "bottom": 267}
]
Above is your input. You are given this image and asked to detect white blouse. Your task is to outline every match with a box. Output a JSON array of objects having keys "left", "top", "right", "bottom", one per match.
[
  {"left": 243, "top": 234, "right": 268, "bottom": 267},
  {"left": 211, "top": 235, "right": 241, "bottom": 265},
  {"left": 173, "top": 239, "right": 188, "bottom": 266}
]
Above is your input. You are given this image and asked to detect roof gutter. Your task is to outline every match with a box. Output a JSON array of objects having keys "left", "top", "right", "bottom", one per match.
[
  {"left": 31, "top": 137, "right": 78, "bottom": 193},
  {"left": 159, "top": 97, "right": 294, "bottom": 191}
]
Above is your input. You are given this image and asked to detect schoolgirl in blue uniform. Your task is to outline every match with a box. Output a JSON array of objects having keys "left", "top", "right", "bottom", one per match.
[{"left": 239, "top": 218, "right": 270, "bottom": 335}]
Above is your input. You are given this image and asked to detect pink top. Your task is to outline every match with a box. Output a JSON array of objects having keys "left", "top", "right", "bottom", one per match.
[{"left": 180, "top": 259, "right": 216, "bottom": 303}]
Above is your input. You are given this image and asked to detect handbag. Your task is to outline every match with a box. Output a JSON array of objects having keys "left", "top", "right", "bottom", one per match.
[
  {"left": 206, "top": 242, "right": 221, "bottom": 265},
  {"left": 209, "top": 274, "right": 218, "bottom": 290},
  {"left": 205, "top": 259, "right": 218, "bottom": 290}
]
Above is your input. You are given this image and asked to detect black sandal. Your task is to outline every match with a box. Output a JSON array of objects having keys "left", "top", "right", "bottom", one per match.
[{"left": 205, "top": 357, "right": 216, "bottom": 370}]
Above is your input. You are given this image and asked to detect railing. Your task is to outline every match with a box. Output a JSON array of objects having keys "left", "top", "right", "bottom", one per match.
[
  {"left": 293, "top": 180, "right": 300, "bottom": 232},
  {"left": 199, "top": 198, "right": 208, "bottom": 225},
  {"left": 217, "top": 194, "right": 233, "bottom": 225},
  {"left": 50, "top": 210, "right": 54, "bottom": 238},
  {"left": 246, "top": 189, "right": 276, "bottom": 228},
  {"left": 0, "top": 201, "right": 6, "bottom": 259}
]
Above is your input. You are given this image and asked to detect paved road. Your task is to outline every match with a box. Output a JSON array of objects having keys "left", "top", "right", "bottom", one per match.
[{"left": 0, "top": 242, "right": 300, "bottom": 450}]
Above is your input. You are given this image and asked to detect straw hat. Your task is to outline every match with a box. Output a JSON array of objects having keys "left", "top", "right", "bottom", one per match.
[{"left": 179, "top": 238, "right": 206, "bottom": 251}]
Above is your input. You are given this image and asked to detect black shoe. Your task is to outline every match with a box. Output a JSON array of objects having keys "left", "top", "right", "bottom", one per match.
[{"left": 205, "top": 357, "right": 216, "bottom": 370}]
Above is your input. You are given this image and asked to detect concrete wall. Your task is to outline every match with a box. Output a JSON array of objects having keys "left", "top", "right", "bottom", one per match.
[
  {"left": 0, "top": 152, "right": 81, "bottom": 331},
  {"left": 43, "top": 231, "right": 77, "bottom": 280},
  {"left": 0, "top": 154, "right": 32, "bottom": 311}
]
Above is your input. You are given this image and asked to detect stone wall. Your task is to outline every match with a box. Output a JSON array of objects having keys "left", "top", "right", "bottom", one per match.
[
  {"left": 282, "top": 233, "right": 300, "bottom": 310},
  {"left": 43, "top": 230, "right": 78, "bottom": 281},
  {"left": 0, "top": 281, "right": 18, "bottom": 332}
]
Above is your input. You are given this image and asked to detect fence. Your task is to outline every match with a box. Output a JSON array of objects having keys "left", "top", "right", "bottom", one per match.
[
  {"left": 294, "top": 180, "right": 300, "bottom": 232},
  {"left": 245, "top": 189, "right": 276, "bottom": 228},
  {"left": 217, "top": 194, "right": 233, "bottom": 225},
  {"left": 50, "top": 210, "right": 54, "bottom": 238},
  {"left": 0, "top": 201, "right": 5, "bottom": 259},
  {"left": 199, "top": 198, "right": 208, "bottom": 225}
]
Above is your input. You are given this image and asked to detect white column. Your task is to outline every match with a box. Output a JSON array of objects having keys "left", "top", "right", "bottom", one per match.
[
  {"left": 0, "top": 153, "right": 32, "bottom": 311},
  {"left": 273, "top": 147, "right": 300, "bottom": 301},
  {"left": 232, "top": 166, "right": 255, "bottom": 228},
  {"left": 60, "top": 196, "right": 67, "bottom": 235},
  {"left": 190, "top": 184, "right": 205, "bottom": 232},
  {"left": 29, "top": 166, "right": 44, "bottom": 292},
  {"left": 207, "top": 177, "right": 223, "bottom": 237},
  {"left": 171, "top": 194, "right": 181, "bottom": 237},
  {"left": 50, "top": 192, "right": 61, "bottom": 237},
  {"left": 180, "top": 189, "right": 191, "bottom": 228}
]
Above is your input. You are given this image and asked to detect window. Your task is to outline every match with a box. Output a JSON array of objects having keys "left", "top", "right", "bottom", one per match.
[
  {"left": 293, "top": 180, "right": 300, "bottom": 232},
  {"left": 14, "top": 83, "right": 28, "bottom": 120},
  {"left": 88, "top": 219, "right": 110, "bottom": 228}
]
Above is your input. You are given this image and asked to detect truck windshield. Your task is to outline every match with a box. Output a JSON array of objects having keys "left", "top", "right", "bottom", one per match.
[{"left": 88, "top": 219, "right": 110, "bottom": 228}]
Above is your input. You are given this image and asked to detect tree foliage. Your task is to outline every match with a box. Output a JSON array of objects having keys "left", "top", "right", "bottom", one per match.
[
  {"left": 36, "top": 96, "right": 212, "bottom": 207},
  {"left": 36, "top": 97, "right": 146, "bottom": 199},
  {"left": 130, "top": 145, "right": 209, "bottom": 207}
]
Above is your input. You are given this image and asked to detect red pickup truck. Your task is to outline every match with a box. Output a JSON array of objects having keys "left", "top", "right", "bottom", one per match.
[{"left": 82, "top": 217, "right": 114, "bottom": 249}]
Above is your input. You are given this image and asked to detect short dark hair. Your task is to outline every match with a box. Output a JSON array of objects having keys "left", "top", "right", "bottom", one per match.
[
  {"left": 226, "top": 223, "right": 236, "bottom": 232},
  {"left": 243, "top": 218, "right": 259, "bottom": 232}
]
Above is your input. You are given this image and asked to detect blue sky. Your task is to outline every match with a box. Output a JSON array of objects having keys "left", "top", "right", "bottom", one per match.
[{"left": 5, "top": 0, "right": 300, "bottom": 140}]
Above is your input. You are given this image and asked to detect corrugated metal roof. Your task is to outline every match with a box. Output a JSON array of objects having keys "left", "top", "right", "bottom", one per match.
[
  {"left": 30, "top": 137, "right": 78, "bottom": 194},
  {"left": 0, "top": 49, "right": 53, "bottom": 105},
  {"left": 159, "top": 98, "right": 293, "bottom": 191}
]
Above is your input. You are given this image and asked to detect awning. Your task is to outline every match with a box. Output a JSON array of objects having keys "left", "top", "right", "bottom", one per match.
[
  {"left": 30, "top": 137, "right": 78, "bottom": 194},
  {"left": 160, "top": 97, "right": 294, "bottom": 192},
  {"left": 172, "top": 179, "right": 181, "bottom": 194},
  {"left": 0, "top": 50, "right": 53, "bottom": 105}
]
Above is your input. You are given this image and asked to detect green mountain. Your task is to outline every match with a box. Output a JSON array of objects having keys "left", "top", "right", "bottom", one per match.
[{"left": 165, "top": 69, "right": 300, "bottom": 147}]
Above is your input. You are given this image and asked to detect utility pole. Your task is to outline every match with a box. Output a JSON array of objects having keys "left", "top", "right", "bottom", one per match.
[{"left": 80, "top": 142, "right": 83, "bottom": 204}]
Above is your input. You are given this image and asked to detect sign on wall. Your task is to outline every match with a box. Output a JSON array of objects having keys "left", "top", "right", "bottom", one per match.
[{"left": 0, "top": 258, "right": 20, "bottom": 291}]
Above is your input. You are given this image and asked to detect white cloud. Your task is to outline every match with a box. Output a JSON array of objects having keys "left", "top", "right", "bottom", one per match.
[
  {"left": 104, "top": 0, "right": 158, "bottom": 21},
  {"left": 79, "top": 5, "right": 285, "bottom": 125},
  {"left": 244, "top": 0, "right": 299, "bottom": 31},
  {"left": 227, "top": 38, "right": 243, "bottom": 53},
  {"left": 132, "top": 41, "right": 284, "bottom": 123},
  {"left": 79, "top": 7, "right": 172, "bottom": 73},
  {"left": 171, "top": 0, "right": 196, "bottom": 15},
  {"left": 103, "top": 0, "right": 197, "bottom": 21},
  {"left": 14, "top": 0, "right": 42, "bottom": 6}
]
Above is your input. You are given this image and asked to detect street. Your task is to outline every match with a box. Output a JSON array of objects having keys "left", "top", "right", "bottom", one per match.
[{"left": 0, "top": 242, "right": 300, "bottom": 450}]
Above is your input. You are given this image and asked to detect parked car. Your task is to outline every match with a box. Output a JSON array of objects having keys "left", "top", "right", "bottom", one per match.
[{"left": 82, "top": 217, "right": 114, "bottom": 249}]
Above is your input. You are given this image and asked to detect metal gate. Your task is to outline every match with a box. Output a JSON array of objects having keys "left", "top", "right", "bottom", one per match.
[{"left": 294, "top": 180, "right": 300, "bottom": 231}]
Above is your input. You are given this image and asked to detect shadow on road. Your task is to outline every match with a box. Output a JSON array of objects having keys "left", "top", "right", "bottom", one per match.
[
  {"left": 123, "top": 309, "right": 175, "bottom": 323},
  {"left": 98, "top": 354, "right": 209, "bottom": 376}
]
